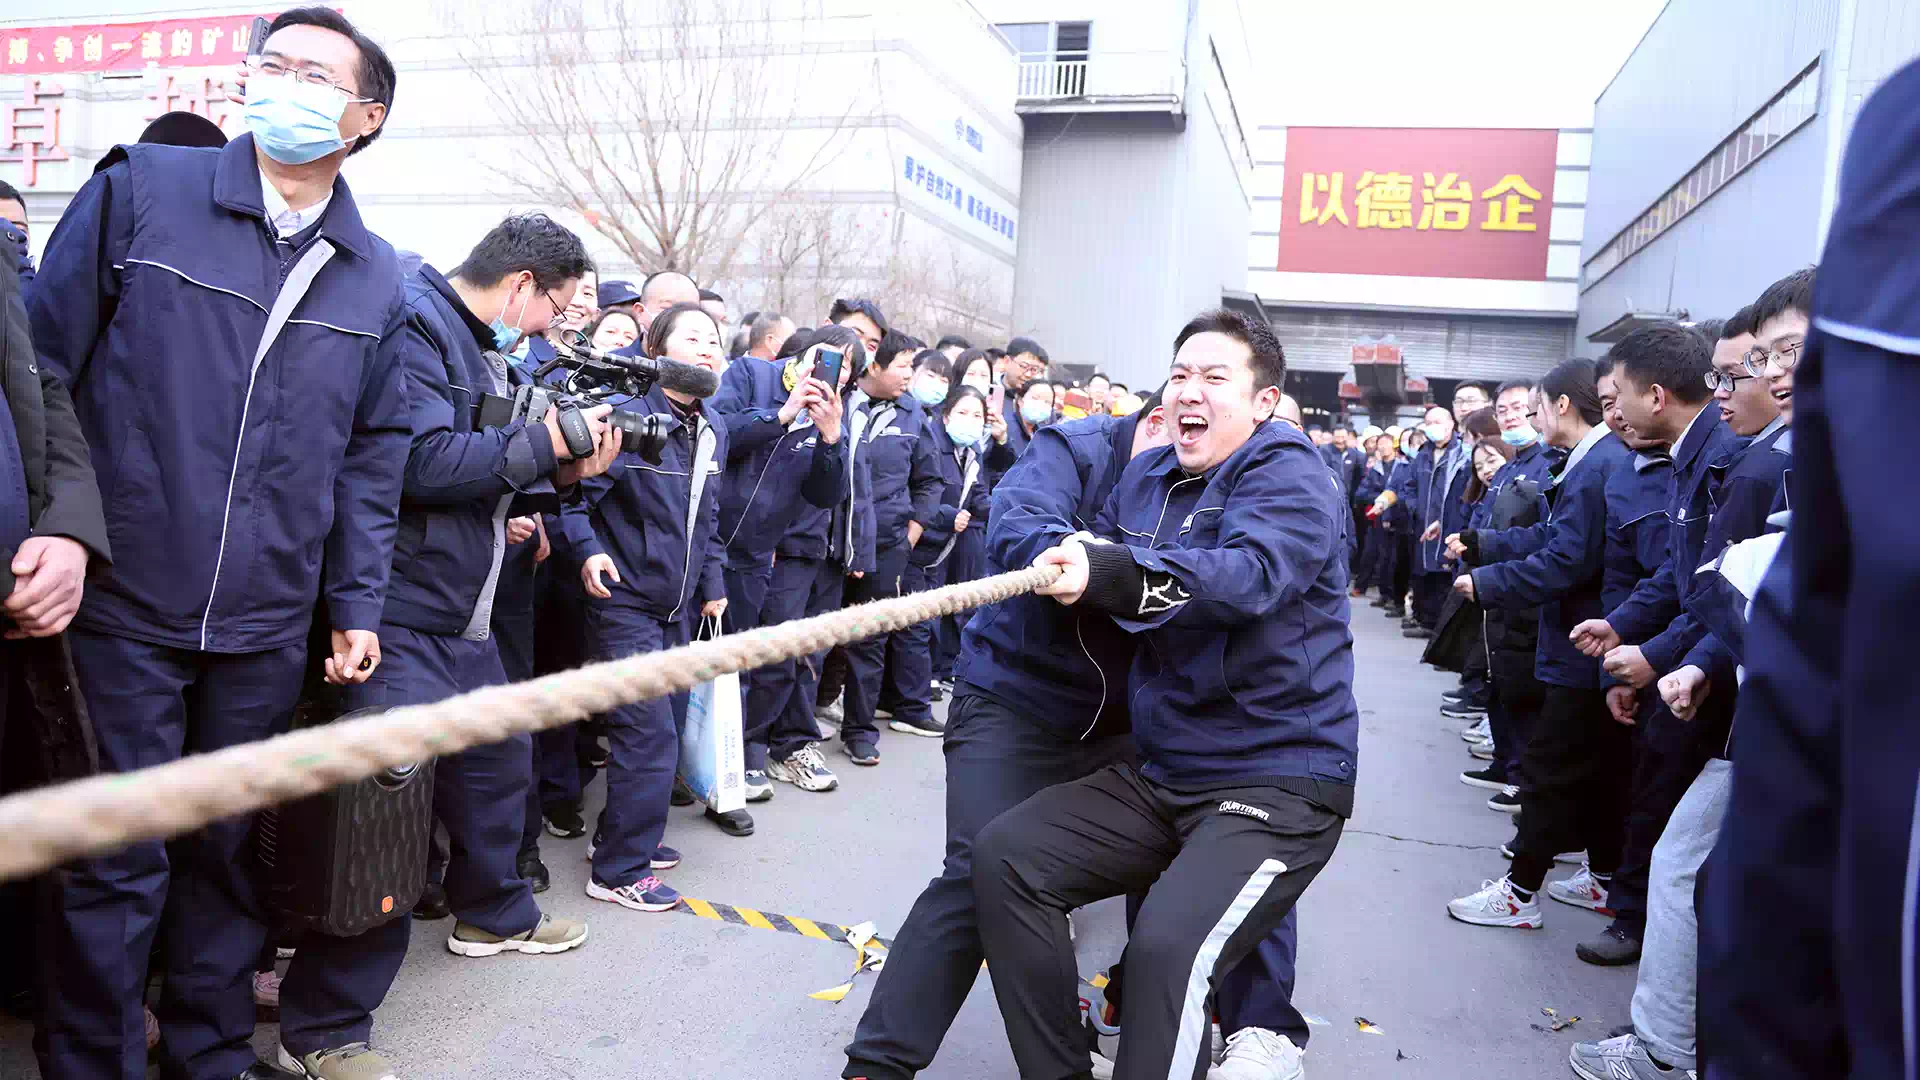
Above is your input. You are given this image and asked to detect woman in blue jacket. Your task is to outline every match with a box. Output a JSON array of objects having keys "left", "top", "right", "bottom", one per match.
[
  {"left": 915, "top": 384, "right": 995, "bottom": 693},
  {"left": 564, "top": 302, "right": 730, "bottom": 915}
]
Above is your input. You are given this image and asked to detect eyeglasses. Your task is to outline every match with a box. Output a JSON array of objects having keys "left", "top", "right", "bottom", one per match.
[
  {"left": 1703, "top": 368, "right": 1757, "bottom": 394},
  {"left": 1525, "top": 407, "right": 1543, "bottom": 421},
  {"left": 248, "top": 57, "right": 374, "bottom": 102},
  {"left": 1742, "top": 340, "right": 1803, "bottom": 378},
  {"left": 542, "top": 289, "right": 568, "bottom": 330}
]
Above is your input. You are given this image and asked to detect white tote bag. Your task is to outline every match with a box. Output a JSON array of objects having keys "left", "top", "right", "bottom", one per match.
[{"left": 679, "top": 616, "right": 747, "bottom": 814}]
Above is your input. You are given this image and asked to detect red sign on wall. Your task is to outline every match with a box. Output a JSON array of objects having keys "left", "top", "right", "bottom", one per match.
[
  {"left": 1278, "top": 127, "right": 1560, "bottom": 282},
  {"left": 2, "top": 15, "right": 274, "bottom": 76}
]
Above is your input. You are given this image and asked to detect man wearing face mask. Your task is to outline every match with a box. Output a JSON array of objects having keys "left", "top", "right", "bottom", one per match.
[
  {"left": 26, "top": 9, "right": 415, "bottom": 1080},
  {"left": 0, "top": 180, "right": 31, "bottom": 292},
  {"left": 1408, "top": 405, "right": 1467, "bottom": 637},
  {"left": 310, "top": 214, "right": 618, "bottom": 1078}
]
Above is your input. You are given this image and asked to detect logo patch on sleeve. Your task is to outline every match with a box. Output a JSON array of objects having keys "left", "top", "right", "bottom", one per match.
[
  {"left": 1138, "top": 571, "right": 1191, "bottom": 615},
  {"left": 1218, "top": 800, "right": 1270, "bottom": 822}
]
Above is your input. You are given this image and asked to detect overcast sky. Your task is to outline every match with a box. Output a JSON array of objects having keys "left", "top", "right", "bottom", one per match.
[{"left": 1236, "top": 0, "right": 1668, "bottom": 130}]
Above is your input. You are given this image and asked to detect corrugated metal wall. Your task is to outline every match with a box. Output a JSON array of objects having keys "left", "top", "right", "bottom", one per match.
[
  {"left": 1266, "top": 307, "right": 1576, "bottom": 382},
  {"left": 1583, "top": 0, "right": 1843, "bottom": 262}
]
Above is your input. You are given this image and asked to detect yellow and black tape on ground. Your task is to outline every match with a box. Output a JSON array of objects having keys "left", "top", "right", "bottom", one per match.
[{"left": 680, "top": 896, "right": 893, "bottom": 951}]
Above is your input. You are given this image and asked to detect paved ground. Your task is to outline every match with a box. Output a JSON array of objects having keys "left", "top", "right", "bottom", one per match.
[{"left": 0, "top": 602, "right": 1634, "bottom": 1079}]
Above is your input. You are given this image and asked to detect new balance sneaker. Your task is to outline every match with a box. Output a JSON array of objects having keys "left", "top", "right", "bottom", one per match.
[
  {"left": 1487, "top": 786, "right": 1522, "bottom": 813},
  {"left": 543, "top": 805, "right": 587, "bottom": 840},
  {"left": 1458, "top": 716, "right": 1491, "bottom": 741},
  {"left": 889, "top": 714, "right": 946, "bottom": 738},
  {"left": 1546, "top": 864, "right": 1613, "bottom": 913},
  {"left": 1569, "top": 1034, "right": 1680, "bottom": 1080},
  {"left": 650, "top": 844, "right": 682, "bottom": 870},
  {"left": 1441, "top": 701, "right": 1488, "bottom": 719},
  {"left": 277, "top": 1042, "right": 397, "bottom": 1080},
  {"left": 446, "top": 912, "right": 589, "bottom": 956},
  {"left": 1446, "top": 876, "right": 1543, "bottom": 929},
  {"left": 586, "top": 875, "right": 683, "bottom": 913},
  {"left": 1459, "top": 766, "right": 1508, "bottom": 791},
  {"left": 744, "top": 769, "right": 774, "bottom": 802},
  {"left": 843, "top": 739, "right": 881, "bottom": 766},
  {"left": 1211, "top": 1027, "right": 1305, "bottom": 1080},
  {"left": 768, "top": 743, "right": 840, "bottom": 791},
  {"left": 1467, "top": 739, "right": 1496, "bottom": 760}
]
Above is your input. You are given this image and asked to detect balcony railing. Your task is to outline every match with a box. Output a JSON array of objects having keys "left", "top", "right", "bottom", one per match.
[{"left": 1014, "top": 50, "right": 1182, "bottom": 104}]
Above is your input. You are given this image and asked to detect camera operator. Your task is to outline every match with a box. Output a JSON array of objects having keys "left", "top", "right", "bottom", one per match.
[
  {"left": 709, "top": 323, "right": 850, "bottom": 826},
  {"left": 24, "top": 9, "right": 411, "bottom": 1079},
  {"left": 318, "top": 214, "right": 616, "bottom": 1078},
  {"left": 563, "top": 301, "right": 728, "bottom": 912}
]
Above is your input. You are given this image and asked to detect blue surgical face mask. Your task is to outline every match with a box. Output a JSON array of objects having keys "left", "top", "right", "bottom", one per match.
[
  {"left": 245, "top": 75, "right": 353, "bottom": 165},
  {"left": 1422, "top": 422, "right": 1447, "bottom": 443},
  {"left": 489, "top": 280, "right": 534, "bottom": 354},
  {"left": 946, "top": 416, "right": 985, "bottom": 447},
  {"left": 1500, "top": 424, "right": 1539, "bottom": 447},
  {"left": 912, "top": 379, "right": 947, "bottom": 407},
  {"left": 1021, "top": 400, "right": 1052, "bottom": 426}
]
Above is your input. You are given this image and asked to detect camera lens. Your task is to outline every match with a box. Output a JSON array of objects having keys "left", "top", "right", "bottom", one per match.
[{"left": 608, "top": 409, "right": 669, "bottom": 465}]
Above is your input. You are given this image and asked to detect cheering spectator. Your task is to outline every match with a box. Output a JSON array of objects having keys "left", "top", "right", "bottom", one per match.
[{"left": 588, "top": 309, "right": 641, "bottom": 352}]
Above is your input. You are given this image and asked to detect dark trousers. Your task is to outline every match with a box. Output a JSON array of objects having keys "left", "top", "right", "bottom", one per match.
[
  {"left": 1487, "top": 676, "right": 1542, "bottom": 790},
  {"left": 41, "top": 629, "right": 409, "bottom": 1079},
  {"left": 1610, "top": 705, "right": 1713, "bottom": 929},
  {"left": 974, "top": 764, "right": 1343, "bottom": 1080},
  {"left": 842, "top": 543, "right": 923, "bottom": 746},
  {"left": 585, "top": 605, "right": 687, "bottom": 888},
  {"left": 1508, "top": 684, "right": 1631, "bottom": 893},
  {"left": 532, "top": 557, "right": 593, "bottom": 815},
  {"left": 495, "top": 612, "right": 549, "bottom": 858},
  {"left": 1390, "top": 534, "right": 1413, "bottom": 606},
  {"left": 749, "top": 555, "right": 844, "bottom": 768},
  {"left": 875, "top": 561, "right": 936, "bottom": 714},
  {"left": 1412, "top": 571, "right": 1451, "bottom": 628}
]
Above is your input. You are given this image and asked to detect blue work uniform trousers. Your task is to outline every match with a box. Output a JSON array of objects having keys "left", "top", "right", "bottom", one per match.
[
  {"left": 584, "top": 605, "right": 688, "bottom": 889},
  {"left": 843, "top": 543, "right": 928, "bottom": 747}
]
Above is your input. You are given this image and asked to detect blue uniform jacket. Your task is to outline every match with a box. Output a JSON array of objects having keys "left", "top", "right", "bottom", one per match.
[
  {"left": 777, "top": 389, "right": 875, "bottom": 575},
  {"left": 1383, "top": 458, "right": 1416, "bottom": 534},
  {"left": 709, "top": 355, "right": 848, "bottom": 571},
  {"left": 1470, "top": 428, "right": 1634, "bottom": 688},
  {"left": 854, "top": 392, "right": 943, "bottom": 554},
  {"left": 1604, "top": 409, "right": 1745, "bottom": 676},
  {"left": 381, "top": 262, "right": 565, "bottom": 637},
  {"left": 955, "top": 414, "right": 1139, "bottom": 741},
  {"left": 1412, "top": 436, "right": 1468, "bottom": 572},
  {"left": 1694, "top": 58, "right": 1920, "bottom": 1077},
  {"left": 911, "top": 415, "right": 992, "bottom": 569},
  {"left": 560, "top": 384, "right": 727, "bottom": 623},
  {"left": 1092, "top": 421, "right": 1358, "bottom": 790},
  {"left": 1354, "top": 463, "right": 1386, "bottom": 509},
  {"left": 1602, "top": 451, "right": 1673, "bottom": 615},
  {"left": 28, "top": 134, "right": 409, "bottom": 650}
]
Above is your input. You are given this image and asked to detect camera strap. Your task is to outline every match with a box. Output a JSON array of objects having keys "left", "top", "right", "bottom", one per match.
[{"left": 555, "top": 401, "right": 595, "bottom": 458}]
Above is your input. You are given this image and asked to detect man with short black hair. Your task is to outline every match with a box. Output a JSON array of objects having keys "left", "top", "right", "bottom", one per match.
[
  {"left": 934, "top": 334, "right": 971, "bottom": 361},
  {"left": 28, "top": 8, "right": 416, "bottom": 1078},
  {"left": 829, "top": 297, "right": 889, "bottom": 358},
  {"left": 745, "top": 311, "right": 796, "bottom": 362},
  {"left": 698, "top": 287, "right": 729, "bottom": 347},
  {"left": 1452, "top": 380, "right": 1491, "bottom": 425},
  {"left": 973, "top": 308, "right": 1354, "bottom": 1080},
  {"left": 0, "top": 179, "right": 30, "bottom": 289},
  {"left": 1001, "top": 336, "right": 1049, "bottom": 393}
]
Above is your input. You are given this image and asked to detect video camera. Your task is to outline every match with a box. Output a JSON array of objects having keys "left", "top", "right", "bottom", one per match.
[{"left": 474, "top": 331, "right": 720, "bottom": 465}]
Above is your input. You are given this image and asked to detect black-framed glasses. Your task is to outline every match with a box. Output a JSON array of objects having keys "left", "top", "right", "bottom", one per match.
[
  {"left": 1742, "top": 340, "right": 1803, "bottom": 377},
  {"left": 1525, "top": 407, "right": 1543, "bottom": 421},
  {"left": 1703, "top": 369, "right": 1756, "bottom": 394},
  {"left": 248, "top": 56, "right": 375, "bottom": 102},
  {"left": 542, "top": 289, "right": 568, "bottom": 330}
]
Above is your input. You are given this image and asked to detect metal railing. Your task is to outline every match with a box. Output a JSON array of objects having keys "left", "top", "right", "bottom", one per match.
[{"left": 1014, "top": 51, "right": 1181, "bottom": 102}]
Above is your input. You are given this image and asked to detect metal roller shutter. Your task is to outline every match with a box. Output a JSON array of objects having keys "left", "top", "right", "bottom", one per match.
[{"left": 1265, "top": 306, "right": 1575, "bottom": 382}]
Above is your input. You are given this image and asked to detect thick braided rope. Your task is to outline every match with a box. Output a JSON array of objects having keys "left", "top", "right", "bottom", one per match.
[{"left": 0, "top": 564, "right": 1061, "bottom": 883}]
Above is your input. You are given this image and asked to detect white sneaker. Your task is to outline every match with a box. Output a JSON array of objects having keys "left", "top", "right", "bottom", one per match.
[
  {"left": 1212, "top": 1022, "right": 1226, "bottom": 1063},
  {"left": 1446, "top": 876, "right": 1543, "bottom": 929},
  {"left": 1555, "top": 849, "right": 1588, "bottom": 865},
  {"left": 767, "top": 743, "right": 839, "bottom": 792},
  {"left": 1090, "top": 1051, "right": 1115, "bottom": 1079},
  {"left": 1210, "top": 1027, "right": 1305, "bottom": 1080},
  {"left": 1459, "top": 716, "right": 1490, "bottom": 741},
  {"left": 1546, "top": 864, "right": 1612, "bottom": 912},
  {"left": 1467, "top": 739, "right": 1496, "bottom": 760}
]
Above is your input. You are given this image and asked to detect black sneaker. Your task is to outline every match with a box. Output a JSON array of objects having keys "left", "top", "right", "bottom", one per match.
[
  {"left": 670, "top": 778, "right": 696, "bottom": 806},
  {"left": 843, "top": 740, "right": 881, "bottom": 766},
  {"left": 517, "top": 851, "right": 550, "bottom": 894},
  {"left": 578, "top": 739, "right": 608, "bottom": 769},
  {"left": 1575, "top": 924, "right": 1643, "bottom": 966},
  {"left": 1369, "top": 595, "right": 1389, "bottom": 608},
  {"left": 1441, "top": 688, "right": 1468, "bottom": 705},
  {"left": 1458, "top": 766, "right": 1508, "bottom": 791},
  {"left": 705, "top": 808, "right": 754, "bottom": 837},
  {"left": 1383, "top": 604, "right": 1406, "bottom": 618},
  {"left": 889, "top": 714, "right": 946, "bottom": 738},
  {"left": 544, "top": 805, "right": 587, "bottom": 840},
  {"left": 1403, "top": 626, "right": 1435, "bottom": 640},
  {"left": 1487, "top": 786, "right": 1522, "bottom": 814},
  {"left": 411, "top": 882, "right": 451, "bottom": 921},
  {"left": 1440, "top": 702, "right": 1487, "bottom": 719}
]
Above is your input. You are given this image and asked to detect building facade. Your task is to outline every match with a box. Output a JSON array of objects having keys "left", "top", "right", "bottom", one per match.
[
  {"left": 1577, "top": 0, "right": 1920, "bottom": 343},
  {"left": 1246, "top": 124, "right": 1591, "bottom": 427}
]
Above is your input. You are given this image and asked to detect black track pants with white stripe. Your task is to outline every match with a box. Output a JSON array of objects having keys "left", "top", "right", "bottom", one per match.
[{"left": 973, "top": 763, "right": 1344, "bottom": 1080}]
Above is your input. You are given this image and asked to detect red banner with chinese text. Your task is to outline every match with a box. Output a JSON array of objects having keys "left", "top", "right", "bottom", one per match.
[
  {"left": 2, "top": 15, "right": 276, "bottom": 76},
  {"left": 1277, "top": 127, "right": 1561, "bottom": 282}
]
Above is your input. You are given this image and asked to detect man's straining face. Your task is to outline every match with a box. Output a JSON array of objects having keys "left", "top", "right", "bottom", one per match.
[{"left": 1166, "top": 331, "right": 1279, "bottom": 473}]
